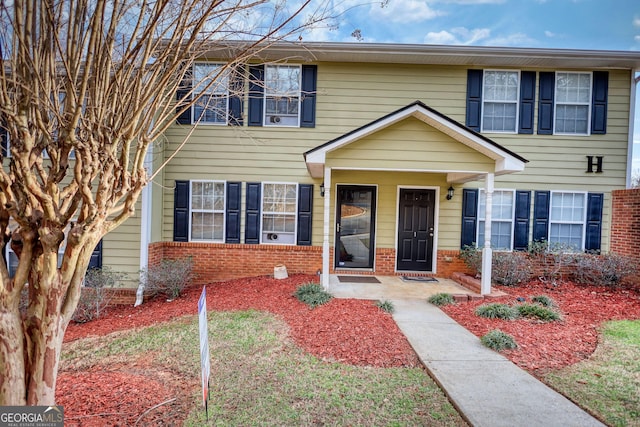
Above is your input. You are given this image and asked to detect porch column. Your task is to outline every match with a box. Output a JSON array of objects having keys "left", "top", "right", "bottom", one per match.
[
  {"left": 481, "top": 173, "right": 494, "bottom": 295},
  {"left": 322, "top": 167, "right": 332, "bottom": 289}
]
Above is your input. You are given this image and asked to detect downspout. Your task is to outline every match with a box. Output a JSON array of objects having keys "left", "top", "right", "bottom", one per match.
[
  {"left": 135, "top": 145, "right": 153, "bottom": 306},
  {"left": 626, "top": 71, "right": 639, "bottom": 188}
]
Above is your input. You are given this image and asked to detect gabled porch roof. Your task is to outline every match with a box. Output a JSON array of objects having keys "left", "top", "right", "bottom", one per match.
[{"left": 304, "top": 101, "right": 528, "bottom": 182}]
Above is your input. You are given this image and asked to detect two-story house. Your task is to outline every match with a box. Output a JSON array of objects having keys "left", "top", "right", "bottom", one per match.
[{"left": 5, "top": 42, "right": 640, "bottom": 293}]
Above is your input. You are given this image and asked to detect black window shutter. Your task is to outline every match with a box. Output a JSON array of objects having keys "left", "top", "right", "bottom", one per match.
[
  {"left": 225, "top": 182, "right": 241, "bottom": 243},
  {"left": 591, "top": 71, "right": 608, "bottom": 135},
  {"left": 300, "top": 65, "right": 317, "bottom": 128},
  {"left": 176, "top": 66, "right": 192, "bottom": 125},
  {"left": 88, "top": 240, "right": 103, "bottom": 269},
  {"left": 248, "top": 65, "right": 264, "bottom": 127},
  {"left": 532, "top": 191, "right": 550, "bottom": 242},
  {"left": 518, "top": 71, "right": 536, "bottom": 134},
  {"left": 296, "top": 184, "right": 313, "bottom": 245},
  {"left": 465, "top": 70, "right": 483, "bottom": 131},
  {"left": 537, "top": 72, "right": 555, "bottom": 135},
  {"left": 513, "top": 191, "right": 531, "bottom": 251},
  {"left": 229, "top": 66, "right": 244, "bottom": 126},
  {"left": 585, "top": 193, "right": 603, "bottom": 252},
  {"left": 245, "top": 182, "right": 261, "bottom": 243},
  {"left": 173, "top": 180, "right": 190, "bottom": 242},
  {"left": 460, "top": 189, "right": 479, "bottom": 248}
]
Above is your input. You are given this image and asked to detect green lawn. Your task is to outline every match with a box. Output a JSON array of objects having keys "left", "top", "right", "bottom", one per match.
[
  {"left": 544, "top": 320, "right": 640, "bottom": 427},
  {"left": 62, "top": 310, "right": 467, "bottom": 426}
]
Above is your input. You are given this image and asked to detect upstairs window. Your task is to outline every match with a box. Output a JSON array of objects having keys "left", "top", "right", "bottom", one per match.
[
  {"left": 482, "top": 71, "right": 519, "bottom": 133},
  {"left": 193, "top": 63, "right": 229, "bottom": 125},
  {"left": 554, "top": 72, "right": 591, "bottom": 135},
  {"left": 264, "top": 65, "right": 301, "bottom": 127}
]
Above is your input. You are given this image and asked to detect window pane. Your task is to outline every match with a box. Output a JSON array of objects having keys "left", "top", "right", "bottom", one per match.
[
  {"left": 265, "top": 65, "right": 300, "bottom": 95},
  {"left": 555, "top": 105, "right": 588, "bottom": 134},
  {"left": 550, "top": 223, "right": 583, "bottom": 249},
  {"left": 483, "top": 103, "right": 517, "bottom": 132},
  {"left": 262, "top": 183, "right": 297, "bottom": 244},
  {"left": 194, "top": 64, "right": 228, "bottom": 95}
]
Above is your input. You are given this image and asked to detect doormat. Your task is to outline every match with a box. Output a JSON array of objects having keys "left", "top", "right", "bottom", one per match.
[
  {"left": 338, "top": 276, "right": 381, "bottom": 284},
  {"left": 401, "top": 276, "right": 438, "bottom": 283}
]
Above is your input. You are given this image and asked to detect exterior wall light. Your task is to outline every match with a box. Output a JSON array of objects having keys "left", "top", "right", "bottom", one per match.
[
  {"left": 446, "top": 186, "right": 455, "bottom": 200},
  {"left": 320, "top": 182, "right": 325, "bottom": 197}
]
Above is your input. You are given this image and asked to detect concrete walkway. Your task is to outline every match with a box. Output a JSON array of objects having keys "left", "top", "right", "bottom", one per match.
[{"left": 328, "top": 276, "right": 605, "bottom": 427}]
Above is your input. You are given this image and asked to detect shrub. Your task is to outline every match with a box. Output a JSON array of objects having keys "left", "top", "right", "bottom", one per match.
[
  {"left": 428, "top": 293, "right": 455, "bottom": 306},
  {"left": 143, "top": 256, "right": 195, "bottom": 299},
  {"left": 294, "top": 283, "right": 333, "bottom": 308},
  {"left": 530, "top": 294, "right": 557, "bottom": 308},
  {"left": 481, "top": 329, "right": 518, "bottom": 351},
  {"left": 492, "top": 252, "right": 533, "bottom": 286},
  {"left": 475, "top": 303, "right": 519, "bottom": 320},
  {"left": 375, "top": 300, "right": 395, "bottom": 313},
  {"left": 528, "top": 240, "right": 578, "bottom": 284},
  {"left": 516, "top": 303, "right": 561, "bottom": 322},
  {"left": 459, "top": 245, "right": 482, "bottom": 276},
  {"left": 573, "top": 253, "right": 638, "bottom": 287},
  {"left": 72, "top": 267, "right": 126, "bottom": 323}
]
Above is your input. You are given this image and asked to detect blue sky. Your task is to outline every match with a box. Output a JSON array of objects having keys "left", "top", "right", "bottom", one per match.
[{"left": 295, "top": 0, "right": 640, "bottom": 177}]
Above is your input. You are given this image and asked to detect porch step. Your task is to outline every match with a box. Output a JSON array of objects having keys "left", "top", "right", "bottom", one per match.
[{"left": 451, "top": 272, "right": 507, "bottom": 299}]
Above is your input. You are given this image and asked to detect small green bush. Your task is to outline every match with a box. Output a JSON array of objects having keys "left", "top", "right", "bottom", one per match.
[
  {"left": 475, "top": 303, "right": 519, "bottom": 320},
  {"left": 530, "top": 295, "right": 557, "bottom": 308},
  {"left": 428, "top": 293, "right": 455, "bottom": 306},
  {"left": 481, "top": 329, "right": 518, "bottom": 351},
  {"left": 294, "top": 283, "right": 333, "bottom": 308},
  {"left": 516, "top": 303, "right": 561, "bottom": 322},
  {"left": 142, "top": 256, "right": 195, "bottom": 299},
  {"left": 375, "top": 300, "right": 395, "bottom": 313}
]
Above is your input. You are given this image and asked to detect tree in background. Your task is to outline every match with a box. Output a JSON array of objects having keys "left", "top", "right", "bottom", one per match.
[{"left": 0, "top": 0, "right": 332, "bottom": 405}]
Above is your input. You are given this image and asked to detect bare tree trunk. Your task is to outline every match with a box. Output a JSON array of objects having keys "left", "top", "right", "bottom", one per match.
[{"left": 0, "top": 303, "right": 26, "bottom": 405}]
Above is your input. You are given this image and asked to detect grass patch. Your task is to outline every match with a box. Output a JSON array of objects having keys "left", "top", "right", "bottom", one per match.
[
  {"left": 544, "top": 320, "right": 640, "bottom": 427},
  {"left": 480, "top": 329, "right": 518, "bottom": 351},
  {"left": 61, "top": 310, "right": 466, "bottom": 426},
  {"left": 427, "top": 293, "right": 455, "bottom": 306},
  {"left": 530, "top": 295, "right": 557, "bottom": 308},
  {"left": 375, "top": 300, "right": 395, "bottom": 313},
  {"left": 516, "top": 303, "right": 561, "bottom": 322},
  {"left": 294, "top": 283, "right": 333, "bottom": 308},
  {"left": 475, "top": 303, "right": 519, "bottom": 320}
]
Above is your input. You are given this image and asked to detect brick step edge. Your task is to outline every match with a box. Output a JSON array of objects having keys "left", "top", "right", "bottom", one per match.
[{"left": 451, "top": 272, "right": 506, "bottom": 299}]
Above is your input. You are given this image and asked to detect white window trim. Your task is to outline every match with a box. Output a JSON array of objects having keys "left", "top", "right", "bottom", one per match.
[
  {"left": 553, "top": 71, "right": 592, "bottom": 136},
  {"left": 480, "top": 69, "right": 520, "bottom": 134},
  {"left": 263, "top": 64, "right": 302, "bottom": 128},
  {"left": 260, "top": 182, "right": 298, "bottom": 245},
  {"left": 548, "top": 190, "right": 588, "bottom": 251},
  {"left": 477, "top": 188, "right": 516, "bottom": 251},
  {"left": 192, "top": 63, "right": 230, "bottom": 126},
  {"left": 188, "top": 180, "right": 226, "bottom": 243}
]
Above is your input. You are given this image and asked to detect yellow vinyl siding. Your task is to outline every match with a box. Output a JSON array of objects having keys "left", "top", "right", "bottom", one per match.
[
  {"left": 325, "top": 117, "right": 494, "bottom": 173},
  {"left": 160, "top": 62, "right": 632, "bottom": 254}
]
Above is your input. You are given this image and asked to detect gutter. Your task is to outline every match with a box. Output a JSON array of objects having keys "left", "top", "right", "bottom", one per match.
[{"left": 627, "top": 71, "right": 639, "bottom": 188}]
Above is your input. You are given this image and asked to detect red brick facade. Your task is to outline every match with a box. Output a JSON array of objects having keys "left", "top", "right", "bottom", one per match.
[
  {"left": 148, "top": 242, "right": 470, "bottom": 284},
  {"left": 611, "top": 188, "right": 640, "bottom": 260}
]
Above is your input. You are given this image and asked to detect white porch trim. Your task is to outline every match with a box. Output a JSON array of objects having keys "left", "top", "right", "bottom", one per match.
[
  {"left": 322, "top": 167, "right": 332, "bottom": 290},
  {"left": 481, "top": 173, "right": 494, "bottom": 295}
]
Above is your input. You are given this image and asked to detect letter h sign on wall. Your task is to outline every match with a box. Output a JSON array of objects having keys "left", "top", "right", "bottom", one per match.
[{"left": 586, "top": 156, "right": 603, "bottom": 173}]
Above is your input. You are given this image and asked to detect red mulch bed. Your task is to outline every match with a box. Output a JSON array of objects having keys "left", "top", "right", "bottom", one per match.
[{"left": 56, "top": 274, "right": 640, "bottom": 426}]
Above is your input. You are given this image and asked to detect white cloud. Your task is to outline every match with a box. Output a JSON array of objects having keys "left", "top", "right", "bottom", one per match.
[
  {"left": 370, "top": 0, "right": 445, "bottom": 24},
  {"left": 633, "top": 17, "right": 640, "bottom": 27},
  {"left": 424, "top": 27, "right": 490, "bottom": 45},
  {"left": 544, "top": 30, "right": 556, "bottom": 38},
  {"left": 431, "top": 0, "right": 505, "bottom": 3}
]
